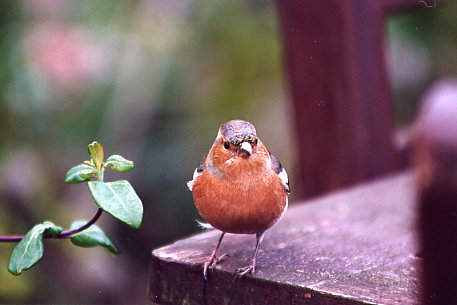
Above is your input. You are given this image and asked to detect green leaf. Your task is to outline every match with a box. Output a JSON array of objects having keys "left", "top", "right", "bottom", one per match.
[
  {"left": 105, "top": 155, "right": 134, "bottom": 173},
  {"left": 8, "top": 221, "right": 63, "bottom": 275},
  {"left": 46, "top": 224, "right": 64, "bottom": 236},
  {"left": 70, "top": 221, "right": 120, "bottom": 255},
  {"left": 88, "top": 141, "right": 104, "bottom": 170},
  {"left": 65, "top": 164, "right": 95, "bottom": 184},
  {"left": 88, "top": 180, "right": 143, "bottom": 228}
]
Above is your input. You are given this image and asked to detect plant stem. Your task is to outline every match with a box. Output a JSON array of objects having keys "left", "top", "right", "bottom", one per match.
[
  {"left": 0, "top": 235, "right": 23, "bottom": 243},
  {"left": 52, "top": 208, "right": 103, "bottom": 239},
  {"left": 0, "top": 208, "right": 103, "bottom": 242}
]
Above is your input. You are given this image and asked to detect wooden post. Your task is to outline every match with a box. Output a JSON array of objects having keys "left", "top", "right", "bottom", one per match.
[
  {"left": 414, "top": 79, "right": 457, "bottom": 304},
  {"left": 275, "top": 0, "right": 400, "bottom": 198}
]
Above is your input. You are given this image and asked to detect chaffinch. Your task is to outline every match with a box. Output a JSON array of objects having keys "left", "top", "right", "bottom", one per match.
[{"left": 187, "top": 119, "right": 290, "bottom": 279}]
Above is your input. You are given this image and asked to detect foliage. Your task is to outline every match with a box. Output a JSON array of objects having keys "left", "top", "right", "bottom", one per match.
[
  {"left": 8, "top": 222, "right": 62, "bottom": 275},
  {"left": 69, "top": 221, "right": 120, "bottom": 255},
  {"left": 2, "top": 141, "right": 142, "bottom": 275},
  {"left": 88, "top": 181, "right": 142, "bottom": 229}
]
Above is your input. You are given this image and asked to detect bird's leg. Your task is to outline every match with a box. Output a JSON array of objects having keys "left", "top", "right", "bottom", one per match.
[
  {"left": 236, "top": 232, "right": 265, "bottom": 277},
  {"left": 203, "top": 232, "right": 226, "bottom": 280}
]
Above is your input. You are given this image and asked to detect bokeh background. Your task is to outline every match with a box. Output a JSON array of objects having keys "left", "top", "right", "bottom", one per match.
[{"left": 0, "top": 0, "right": 456, "bottom": 303}]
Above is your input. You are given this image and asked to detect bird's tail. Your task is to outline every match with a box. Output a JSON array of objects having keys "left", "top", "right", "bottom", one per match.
[{"left": 195, "top": 220, "right": 214, "bottom": 231}]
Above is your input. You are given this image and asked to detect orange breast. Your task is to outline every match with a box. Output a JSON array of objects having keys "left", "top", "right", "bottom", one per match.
[{"left": 192, "top": 170, "right": 288, "bottom": 234}]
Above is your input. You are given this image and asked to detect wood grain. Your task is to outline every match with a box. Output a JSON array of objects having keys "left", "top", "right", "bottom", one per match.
[{"left": 149, "top": 171, "right": 420, "bottom": 305}]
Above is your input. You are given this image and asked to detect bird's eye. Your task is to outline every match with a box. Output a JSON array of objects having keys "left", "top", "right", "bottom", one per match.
[{"left": 223, "top": 141, "right": 230, "bottom": 149}]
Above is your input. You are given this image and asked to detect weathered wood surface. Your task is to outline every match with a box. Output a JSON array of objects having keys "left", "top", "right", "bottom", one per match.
[{"left": 149, "top": 171, "right": 420, "bottom": 304}]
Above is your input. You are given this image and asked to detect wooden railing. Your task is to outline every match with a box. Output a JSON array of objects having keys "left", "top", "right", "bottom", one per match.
[{"left": 148, "top": 79, "right": 457, "bottom": 304}]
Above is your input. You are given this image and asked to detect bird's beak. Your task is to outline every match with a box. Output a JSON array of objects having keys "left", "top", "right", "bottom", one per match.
[{"left": 240, "top": 141, "right": 252, "bottom": 157}]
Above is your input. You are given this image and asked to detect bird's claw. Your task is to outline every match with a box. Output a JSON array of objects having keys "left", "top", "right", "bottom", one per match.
[
  {"left": 203, "top": 253, "right": 228, "bottom": 280},
  {"left": 236, "top": 264, "right": 255, "bottom": 277}
]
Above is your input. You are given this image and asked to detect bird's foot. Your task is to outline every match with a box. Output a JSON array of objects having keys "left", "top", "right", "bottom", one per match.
[
  {"left": 236, "top": 263, "right": 255, "bottom": 277},
  {"left": 203, "top": 253, "right": 228, "bottom": 280}
]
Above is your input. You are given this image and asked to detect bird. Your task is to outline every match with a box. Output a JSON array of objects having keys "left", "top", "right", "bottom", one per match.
[{"left": 187, "top": 119, "right": 290, "bottom": 279}]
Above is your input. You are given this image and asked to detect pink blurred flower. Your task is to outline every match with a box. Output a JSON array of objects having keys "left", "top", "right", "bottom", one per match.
[{"left": 23, "top": 22, "right": 104, "bottom": 99}]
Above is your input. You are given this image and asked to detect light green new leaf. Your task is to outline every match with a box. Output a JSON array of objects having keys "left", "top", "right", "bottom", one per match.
[
  {"left": 105, "top": 155, "right": 134, "bottom": 173},
  {"left": 88, "top": 141, "right": 104, "bottom": 170},
  {"left": 8, "top": 221, "right": 63, "bottom": 275},
  {"left": 88, "top": 180, "right": 143, "bottom": 228},
  {"left": 70, "top": 221, "right": 120, "bottom": 255},
  {"left": 65, "top": 164, "right": 95, "bottom": 184}
]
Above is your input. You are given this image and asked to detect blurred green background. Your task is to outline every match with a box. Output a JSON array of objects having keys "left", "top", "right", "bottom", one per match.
[{"left": 0, "top": 0, "right": 455, "bottom": 303}]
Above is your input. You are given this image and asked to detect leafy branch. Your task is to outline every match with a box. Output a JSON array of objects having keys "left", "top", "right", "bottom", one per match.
[{"left": 0, "top": 141, "right": 143, "bottom": 275}]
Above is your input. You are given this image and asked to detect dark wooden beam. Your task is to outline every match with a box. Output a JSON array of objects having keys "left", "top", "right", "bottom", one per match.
[
  {"left": 414, "top": 79, "right": 457, "bottom": 305},
  {"left": 275, "top": 0, "right": 399, "bottom": 198}
]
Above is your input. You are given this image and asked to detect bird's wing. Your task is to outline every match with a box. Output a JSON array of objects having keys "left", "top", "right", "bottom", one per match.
[
  {"left": 271, "top": 154, "right": 290, "bottom": 193},
  {"left": 187, "top": 155, "right": 206, "bottom": 191}
]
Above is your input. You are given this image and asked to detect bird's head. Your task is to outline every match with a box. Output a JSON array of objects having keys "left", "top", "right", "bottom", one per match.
[
  {"left": 207, "top": 120, "right": 268, "bottom": 174},
  {"left": 218, "top": 119, "right": 258, "bottom": 158}
]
